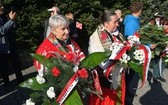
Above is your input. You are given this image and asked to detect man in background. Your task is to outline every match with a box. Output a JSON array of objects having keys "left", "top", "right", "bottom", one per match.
[
  {"left": 43, "top": 6, "right": 60, "bottom": 39},
  {"left": 42, "top": 6, "right": 60, "bottom": 41},
  {"left": 115, "top": 9, "right": 124, "bottom": 34},
  {"left": 149, "top": 12, "right": 163, "bottom": 28}
]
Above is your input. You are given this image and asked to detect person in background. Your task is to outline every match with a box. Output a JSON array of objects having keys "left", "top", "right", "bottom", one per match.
[
  {"left": 123, "top": 2, "right": 143, "bottom": 105},
  {"left": 149, "top": 12, "right": 163, "bottom": 28},
  {"left": 41, "top": 6, "right": 60, "bottom": 42},
  {"left": 149, "top": 15, "right": 166, "bottom": 83},
  {"left": 151, "top": 55, "right": 167, "bottom": 83},
  {"left": 65, "top": 12, "right": 88, "bottom": 56},
  {"left": 151, "top": 18, "right": 168, "bottom": 83},
  {"left": 115, "top": 9, "right": 124, "bottom": 34},
  {"left": 65, "top": 12, "right": 81, "bottom": 40},
  {"left": 123, "top": 2, "right": 143, "bottom": 38},
  {"left": 162, "top": 18, "right": 168, "bottom": 35},
  {"left": 0, "top": 1, "right": 24, "bottom": 88}
]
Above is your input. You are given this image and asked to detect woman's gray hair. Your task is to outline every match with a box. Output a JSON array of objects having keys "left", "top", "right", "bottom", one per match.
[{"left": 49, "top": 14, "right": 70, "bottom": 31}]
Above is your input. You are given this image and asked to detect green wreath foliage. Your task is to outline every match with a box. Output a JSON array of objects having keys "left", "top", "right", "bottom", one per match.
[{"left": 140, "top": 25, "right": 168, "bottom": 56}]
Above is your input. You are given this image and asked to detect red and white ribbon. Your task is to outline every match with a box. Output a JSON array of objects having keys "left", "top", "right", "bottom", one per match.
[
  {"left": 134, "top": 32, "right": 140, "bottom": 40},
  {"left": 105, "top": 45, "right": 130, "bottom": 80},
  {"left": 56, "top": 68, "right": 88, "bottom": 105},
  {"left": 56, "top": 74, "right": 79, "bottom": 105},
  {"left": 138, "top": 45, "right": 151, "bottom": 88}
]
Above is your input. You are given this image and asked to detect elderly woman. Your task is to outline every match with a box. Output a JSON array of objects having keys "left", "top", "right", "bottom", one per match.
[
  {"left": 33, "top": 15, "right": 86, "bottom": 105},
  {"left": 34, "top": 14, "right": 85, "bottom": 82}
]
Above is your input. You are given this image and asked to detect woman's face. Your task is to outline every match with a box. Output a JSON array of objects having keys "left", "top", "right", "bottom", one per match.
[
  {"left": 105, "top": 15, "right": 119, "bottom": 33},
  {"left": 52, "top": 25, "right": 70, "bottom": 41}
]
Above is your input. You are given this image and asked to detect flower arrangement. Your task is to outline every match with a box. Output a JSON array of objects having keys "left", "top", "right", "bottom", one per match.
[
  {"left": 19, "top": 52, "right": 110, "bottom": 105},
  {"left": 104, "top": 40, "right": 150, "bottom": 88},
  {"left": 19, "top": 39, "right": 152, "bottom": 105},
  {"left": 118, "top": 42, "right": 151, "bottom": 88}
]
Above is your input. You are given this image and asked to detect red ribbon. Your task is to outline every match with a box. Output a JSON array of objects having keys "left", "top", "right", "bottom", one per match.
[{"left": 121, "top": 72, "right": 126, "bottom": 105}]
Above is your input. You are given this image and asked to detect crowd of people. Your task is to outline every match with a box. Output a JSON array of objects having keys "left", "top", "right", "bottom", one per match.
[
  {"left": 1, "top": 1, "right": 168, "bottom": 105},
  {"left": 35, "top": 2, "right": 168, "bottom": 105}
]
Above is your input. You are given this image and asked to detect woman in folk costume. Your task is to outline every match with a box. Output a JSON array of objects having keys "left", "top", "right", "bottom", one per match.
[
  {"left": 34, "top": 14, "right": 85, "bottom": 74},
  {"left": 88, "top": 11, "right": 126, "bottom": 105},
  {"left": 34, "top": 15, "right": 85, "bottom": 104},
  {"left": 35, "top": 14, "right": 85, "bottom": 74}
]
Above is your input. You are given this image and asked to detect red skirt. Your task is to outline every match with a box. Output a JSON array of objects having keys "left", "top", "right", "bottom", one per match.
[
  {"left": 88, "top": 88, "right": 116, "bottom": 105},
  {"left": 88, "top": 73, "right": 126, "bottom": 105}
]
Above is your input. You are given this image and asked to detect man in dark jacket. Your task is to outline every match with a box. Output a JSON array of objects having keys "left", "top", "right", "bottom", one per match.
[{"left": 0, "top": 1, "right": 23, "bottom": 87}]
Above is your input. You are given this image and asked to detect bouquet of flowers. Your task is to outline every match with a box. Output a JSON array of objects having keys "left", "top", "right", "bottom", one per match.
[
  {"left": 119, "top": 43, "right": 151, "bottom": 88},
  {"left": 20, "top": 52, "right": 110, "bottom": 105}
]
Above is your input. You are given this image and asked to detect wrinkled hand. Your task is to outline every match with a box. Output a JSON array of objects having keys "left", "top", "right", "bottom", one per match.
[{"left": 9, "top": 11, "right": 16, "bottom": 20}]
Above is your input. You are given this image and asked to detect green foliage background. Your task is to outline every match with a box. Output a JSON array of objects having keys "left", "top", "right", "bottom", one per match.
[{"left": 2, "top": 0, "right": 168, "bottom": 52}]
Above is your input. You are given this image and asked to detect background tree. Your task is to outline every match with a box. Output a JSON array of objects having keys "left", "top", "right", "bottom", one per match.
[{"left": 2, "top": 0, "right": 168, "bottom": 53}]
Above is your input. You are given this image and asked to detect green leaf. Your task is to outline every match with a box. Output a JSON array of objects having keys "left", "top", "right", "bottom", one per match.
[
  {"left": 128, "top": 61, "right": 143, "bottom": 80},
  {"left": 41, "top": 100, "right": 51, "bottom": 105},
  {"left": 41, "top": 99, "right": 58, "bottom": 105},
  {"left": 50, "top": 101, "right": 59, "bottom": 105},
  {"left": 30, "top": 53, "right": 54, "bottom": 69},
  {"left": 30, "top": 92, "right": 42, "bottom": 101},
  {"left": 80, "top": 51, "right": 110, "bottom": 69},
  {"left": 19, "top": 77, "right": 48, "bottom": 91},
  {"left": 64, "top": 89, "right": 83, "bottom": 105}
]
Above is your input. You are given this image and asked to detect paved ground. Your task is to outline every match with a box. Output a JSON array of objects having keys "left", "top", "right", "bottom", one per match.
[
  {"left": 0, "top": 66, "right": 168, "bottom": 105},
  {"left": 0, "top": 66, "right": 37, "bottom": 105},
  {"left": 133, "top": 68, "right": 168, "bottom": 105}
]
